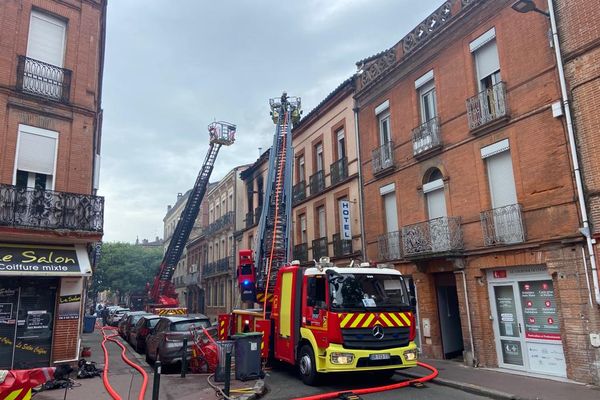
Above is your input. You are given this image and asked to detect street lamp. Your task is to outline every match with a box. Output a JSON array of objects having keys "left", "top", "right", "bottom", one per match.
[{"left": 511, "top": 0, "right": 550, "bottom": 17}]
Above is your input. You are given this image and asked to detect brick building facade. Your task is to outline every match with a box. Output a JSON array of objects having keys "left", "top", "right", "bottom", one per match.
[
  {"left": 355, "top": 0, "right": 599, "bottom": 384},
  {"left": 0, "top": 0, "right": 106, "bottom": 368},
  {"left": 290, "top": 79, "right": 364, "bottom": 266}
]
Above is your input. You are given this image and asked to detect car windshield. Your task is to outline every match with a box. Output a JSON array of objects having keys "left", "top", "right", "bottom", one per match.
[
  {"left": 171, "top": 319, "right": 210, "bottom": 332},
  {"left": 328, "top": 271, "right": 409, "bottom": 311}
]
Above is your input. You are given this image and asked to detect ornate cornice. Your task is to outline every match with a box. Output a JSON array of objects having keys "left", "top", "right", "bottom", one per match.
[{"left": 401, "top": 1, "right": 453, "bottom": 54}]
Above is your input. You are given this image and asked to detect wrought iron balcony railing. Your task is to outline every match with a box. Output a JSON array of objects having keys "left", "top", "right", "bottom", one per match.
[
  {"left": 333, "top": 233, "right": 353, "bottom": 258},
  {"left": 377, "top": 231, "right": 402, "bottom": 261},
  {"left": 0, "top": 183, "right": 103, "bottom": 232},
  {"left": 204, "top": 211, "right": 234, "bottom": 236},
  {"left": 401, "top": 216, "right": 463, "bottom": 258},
  {"left": 309, "top": 170, "right": 326, "bottom": 196},
  {"left": 245, "top": 211, "right": 254, "bottom": 228},
  {"left": 412, "top": 117, "right": 442, "bottom": 156},
  {"left": 203, "top": 257, "right": 232, "bottom": 278},
  {"left": 466, "top": 81, "right": 508, "bottom": 131},
  {"left": 293, "top": 243, "right": 308, "bottom": 262},
  {"left": 480, "top": 203, "right": 526, "bottom": 246},
  {"left": 330, "top": 157, "right": 348, "bottom": 186},
  {"left": 312, "top": 237, "right": 329, "bottom": 260},
  {"left": 372, "top": 141, "right": 395, "bottom": 175},
  {"left": 293, "top": 181, "right": 306, "bottom": 204},
  {"left": 16, "top": 55, "right": 72, "bottom": 103}
]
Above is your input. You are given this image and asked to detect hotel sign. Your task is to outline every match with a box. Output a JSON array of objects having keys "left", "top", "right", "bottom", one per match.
[
  {"left": 339, "top": 200, "right": 352, "bottom": 240},
  {"left": 0, "top": 244, "right": 91, "bottom": 276}
]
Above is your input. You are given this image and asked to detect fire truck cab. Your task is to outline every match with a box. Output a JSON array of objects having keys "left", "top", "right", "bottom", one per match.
[{"left": 270, "top": 260, "right": 418, "bottom": 385}]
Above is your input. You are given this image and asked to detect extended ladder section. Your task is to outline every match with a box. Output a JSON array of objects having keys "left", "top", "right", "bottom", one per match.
[
  {"left": 255, "top": 93, "right": 301, "bottom": 303},
  {"left": 150, "top": 121, "right": 235, "bottom": 306}
]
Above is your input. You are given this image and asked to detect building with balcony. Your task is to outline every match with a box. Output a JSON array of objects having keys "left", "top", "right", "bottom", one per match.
[
  {"left": 201, "top": 166, "right": 248, "bottom": 321},
  {"left": 0, "top": 0, "right": 106, "bottom": 369},
  {"left": 355, "top": 0, "right": 595, "bottom": 383},
  {"left": 291, "top": 78, "right": 363, "bottom": 266}
]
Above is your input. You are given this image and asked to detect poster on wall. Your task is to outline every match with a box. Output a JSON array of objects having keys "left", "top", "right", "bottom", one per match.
[
  {"left": 501, "top": 339, "right": 524, "bottom": 366},
  {"left": 494, "top": 286, "right": 518, "bottom": 338},
  {"left": 57, "top": 278, "right": 83, "bottom": 321},
  {"left": 0, "top": 303, "right": 12, "bottom": 322},
  {"left": 520, "top": 280, "right": 560, "bottom": 340}
]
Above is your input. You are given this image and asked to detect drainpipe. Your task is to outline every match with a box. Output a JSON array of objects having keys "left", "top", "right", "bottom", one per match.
[
  {"left": 547, "top": 0, "right": 600, "bottom": 305},
  {"left": 353, "top": 102, "right": 367, "bottom": 258},
  {"left": 458, "top": 271, "right": 475, "bottom": 366}
]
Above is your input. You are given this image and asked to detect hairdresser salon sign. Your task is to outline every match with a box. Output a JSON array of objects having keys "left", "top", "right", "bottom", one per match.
[{"left": 0, "top": 244, "right": 92, "bottom": 276}]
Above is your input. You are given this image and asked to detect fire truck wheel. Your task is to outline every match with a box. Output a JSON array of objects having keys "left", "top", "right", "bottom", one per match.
[{"left": 298, "top": 345, "right": 320, "bottom": 385}]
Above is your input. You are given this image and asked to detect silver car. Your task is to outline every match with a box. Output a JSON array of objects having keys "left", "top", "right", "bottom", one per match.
[
  {"left": 145, "top": 315, "right": 211, "bottom": 367},
  {"left": 108, "top": 308, "right": 130, "bottom": 326}
]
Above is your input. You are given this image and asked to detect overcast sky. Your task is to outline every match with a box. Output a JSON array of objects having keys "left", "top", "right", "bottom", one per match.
[{"left": 99, "top": 0, "right": 441, "bottom": 243}]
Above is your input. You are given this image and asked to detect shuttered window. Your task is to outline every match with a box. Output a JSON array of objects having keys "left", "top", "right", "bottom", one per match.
[
  {"left": 16, "top": 125, "right": 58, "bottom": 176},
  {"left": 474, "top": 41, "right": 501, "bottom": 89},
  {"left": 27, "top": 10, "right": 67, "bottom": 67}
]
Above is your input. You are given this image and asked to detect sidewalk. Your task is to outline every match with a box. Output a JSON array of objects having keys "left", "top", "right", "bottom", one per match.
[
  {"left": 33, "top": 324, "right": 237, "bottom": 400},
  {"left": 399, "top": 358, "right": 600, "bottom": 400}
]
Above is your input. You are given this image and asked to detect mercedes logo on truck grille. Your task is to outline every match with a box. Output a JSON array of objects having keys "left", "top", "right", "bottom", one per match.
[{"left": 372, "top": 324, "right": 385, "bottom": 340}]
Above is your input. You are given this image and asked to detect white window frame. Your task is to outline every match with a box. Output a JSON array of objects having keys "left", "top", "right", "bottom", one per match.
[
  {"left": 13, "top": 124, "right": 59, "bottom": 190},
  {"left": 378, "top": 111, "right": 391, "bottom": 145},
  {"left": 27, "top": 10, "right": 67, "bottom": 68},
  {"left": 316, "top": 143, "right": 324, "bottom": 172},
  {"left": 336, "top": 128, "right": 346, "bottom": 160},
  {"left": 317, "top": 206, "right": 327, "bottom": 238}
]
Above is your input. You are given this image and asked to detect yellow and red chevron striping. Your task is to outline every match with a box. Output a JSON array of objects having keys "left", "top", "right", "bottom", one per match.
[{"left": 338, "top": 312, "right": 412, "bottom": 328}]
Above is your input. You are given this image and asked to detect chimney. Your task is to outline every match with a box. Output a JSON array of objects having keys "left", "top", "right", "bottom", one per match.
[
  {"left": 258, "top": 147, "right": 262, "bottom": 157},
  {"left": 167, "top": 205, "right": 172, "bottom": 212},
  {"left": 177, "top": 192, "right": 183, "bottom": 200}
]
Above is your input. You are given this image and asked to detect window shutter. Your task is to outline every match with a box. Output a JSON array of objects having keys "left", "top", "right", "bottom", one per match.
[
  {"left": 17, "top": 127, "right": 58, "bottom": 175},
  {"left": 486, "top": 150, "right": 517, "bottom": 208},
  {"left": 27, "top": 11, "right": 67, "bottom": 67},
  {"left": 383, "top": 192, "right": 399, "bottom": 233},
  {"left": 475, "top": 41, "right": 500, "bottom": 81}
]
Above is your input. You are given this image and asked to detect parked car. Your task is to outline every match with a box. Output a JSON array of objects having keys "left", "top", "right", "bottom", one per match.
[
  {"left": 118, "top": 311, "right": 149, "bottom": 338},
  {"left": 108, "top": 308, "right": 130, "bottom": 326},
  {"left": 129, "top": 315, "right": 161, "bottom": 353},
  {"left": 145, "top": 315, "right": 211, "bottom": 366}
]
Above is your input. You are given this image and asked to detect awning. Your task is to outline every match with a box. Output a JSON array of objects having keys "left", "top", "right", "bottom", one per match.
[{"left": 0, "top": 244, "right": 92, "bottom": 276}]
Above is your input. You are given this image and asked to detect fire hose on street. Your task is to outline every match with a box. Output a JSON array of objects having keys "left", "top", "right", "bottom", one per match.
[
  {"left": 100, "top": 327, "right": 148, "bottom": 400},
  {"left": 290, "top": 362, "right": 439, "bottom": 400}
]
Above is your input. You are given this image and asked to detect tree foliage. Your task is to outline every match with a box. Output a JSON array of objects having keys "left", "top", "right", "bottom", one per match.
[{"left": 92, "top": 242, "right": 163, "bottom": 297}]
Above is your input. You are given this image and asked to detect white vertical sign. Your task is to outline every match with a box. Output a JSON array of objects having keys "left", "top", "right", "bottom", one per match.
[{"left": 339, "top": 200, "right": 352, "bottom": 240}]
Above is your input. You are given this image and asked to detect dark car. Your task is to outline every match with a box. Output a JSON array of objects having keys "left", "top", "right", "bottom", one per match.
[
  {"left": 129, "top": 315, "right": 161, "bottom": 353},
  {"left": 119, "top": 311, "right": 150, "bottom": 339},
  {"left": 145, "top": 315, "right": 211, "bottom": 366}
]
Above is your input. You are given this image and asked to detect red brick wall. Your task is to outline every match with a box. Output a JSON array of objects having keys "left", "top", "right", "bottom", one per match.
[{"left": 0, "top": 0, "right": 104, "bottom": 195}]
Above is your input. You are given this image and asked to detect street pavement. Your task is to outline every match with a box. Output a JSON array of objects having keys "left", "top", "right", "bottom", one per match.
[{"left": 32, "top": 324, "right": 600, "bottom": 400}]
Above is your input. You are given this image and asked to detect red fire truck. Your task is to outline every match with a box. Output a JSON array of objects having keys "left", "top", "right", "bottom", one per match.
[{"left": 220, "top": 94, "right": 417, "bottom": 385}]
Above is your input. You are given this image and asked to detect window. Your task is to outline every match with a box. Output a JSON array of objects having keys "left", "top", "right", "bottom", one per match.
[
  {"left": 219, "top": 282, "right": 225, "bottom": 306},
  {"left": 336, "top": 129, "right": 346, "bottom": 160},
  {"left": 206, "top": 285, "right": 211, "bottom": 306},
  {"left": 471, "top": 29, "right": 501, "bottom": 91},
  {"left": 380, "top": 184, "right": 398, "bottom": 233},
  {"left": 27, "top": 10, "right": 67, "bottom": 68},
  {"left": 317, "top": 206, "right": 327, "bottom": 238},
  {"left": 14, "top": 124, "right": 58, "bottom": 190},
  {"left": 483, "top": 141, "right": 517, "bottom": 208},
  {"left": 248, "top": 235, "right": 254, "bottom": 248},
  {"left": 299, "top": 214, "right": 307, "bottom": 243},
  {"left": 212, "top": 283, "right": 217, "bottom": 306},
  {"left": 424, "top": 169, "right": 446, "bottom": 220},
  {"left": 306, "top": 276, "right": 327, "bottom": 308},
  {"left": 418, "top": 80, "right": 437, "bottom": 123},
  {"left": 315, "top": 143, "right": 324, "bottom": 172},
  {"left": 378, "top": 111, "right": 391, "bottom": 145},
  {"left": 297, "top": 155, "right": 305, "bottom": 182}
]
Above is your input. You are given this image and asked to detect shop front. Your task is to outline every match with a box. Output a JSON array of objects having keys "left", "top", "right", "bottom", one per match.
[
  {"left": 0, "top": 243, "right": 92, "bottom": 369},
  {"left": 487, "top": 265, "right": 566, "bottom": 377}
]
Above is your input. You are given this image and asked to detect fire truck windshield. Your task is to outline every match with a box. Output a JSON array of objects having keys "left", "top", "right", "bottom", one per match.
[{"left": 327, "top": 271, "right": 410, "bottom": 311}]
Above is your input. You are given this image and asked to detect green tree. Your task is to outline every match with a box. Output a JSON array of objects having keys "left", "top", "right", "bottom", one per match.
[{"left": 93, "top": 242, "right": 163, "bottom": 301}]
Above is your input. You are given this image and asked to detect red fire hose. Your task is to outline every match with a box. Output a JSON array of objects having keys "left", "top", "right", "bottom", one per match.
[
  {"left": 100, "top": 327, "right": 149, "bottom": 400},
  {"left": 291, "top": 361, "right": 439, "bottom": 400}
]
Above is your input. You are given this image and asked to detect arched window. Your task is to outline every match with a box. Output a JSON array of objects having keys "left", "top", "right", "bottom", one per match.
[{"left": 423, "top": 168, "right": 446, "bottom": 220}]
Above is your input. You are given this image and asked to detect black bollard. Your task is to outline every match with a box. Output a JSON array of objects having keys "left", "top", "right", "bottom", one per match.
[
  {"left": 224, "top": 348, "right": 232, "bottom": 397},
  {"left": 152, "top": 361, "right": 161, "bottom": 400},
  {"left": 181, "top": 338, "right": 188, "bottom": 378}
]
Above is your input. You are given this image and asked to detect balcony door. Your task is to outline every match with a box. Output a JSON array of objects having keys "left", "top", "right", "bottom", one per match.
[
  {"left": 383, "top": 189, "right": 400, "bottom": 259},
  {"left": 27, "top": 11, "right": 66, "bottom": 68},
  {"left": 485, "top": 143, "right": 520, "bottom": 243},
  {"left": 424, "top": 170, "right": 448, "bottom": 252}
]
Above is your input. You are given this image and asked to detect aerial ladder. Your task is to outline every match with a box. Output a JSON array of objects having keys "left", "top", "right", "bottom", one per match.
[
  {"left": 238, "top": 93, "right": 301, "bottom": 313},
  {"left": 147, "top": 121, "right": 235, "bottom": 313}
]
